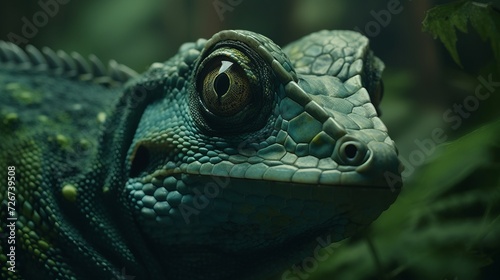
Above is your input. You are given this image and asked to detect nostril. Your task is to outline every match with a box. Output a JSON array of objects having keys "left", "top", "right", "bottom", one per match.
[
  {"left": 335, "top": 138, "right": 368, "bottom": 166},
  {"left": 344, "top": 143, "right": 358, "bottom": 159}
]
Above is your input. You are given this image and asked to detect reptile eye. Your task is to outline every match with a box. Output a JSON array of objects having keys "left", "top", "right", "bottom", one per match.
[
  {"left": 201, "top": 59, "right": 251, "bottom": 117},
  {"left": 190, "top": 44, "right": 277, "bottom": 134},
  {"left": 191, "top": 44, "right": 274, "bottom": 133}
]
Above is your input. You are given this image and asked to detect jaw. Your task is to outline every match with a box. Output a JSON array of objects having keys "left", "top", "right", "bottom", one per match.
[
  {"left": 128, "top": 173, "right": 400, "bottom": 250},
  {"left": 130, "top": 174, "right": 399, "bottom": 279},
  {"left": 150, "top": 224, "right": 351, "bottom": 280}
]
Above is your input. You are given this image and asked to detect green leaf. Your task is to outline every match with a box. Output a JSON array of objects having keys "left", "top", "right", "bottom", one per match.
[{"left": 422, "top": 1, "right": 500, "bottom": 70}]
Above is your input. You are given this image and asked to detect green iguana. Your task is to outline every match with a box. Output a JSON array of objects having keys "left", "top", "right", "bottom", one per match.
[{"left": 0, "top": 29, "right": 402, "bottom": 280}]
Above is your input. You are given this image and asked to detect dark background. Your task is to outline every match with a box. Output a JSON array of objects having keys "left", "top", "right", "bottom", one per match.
[{"left": 1, "top": 1, "right": 499, "bottom": 279}]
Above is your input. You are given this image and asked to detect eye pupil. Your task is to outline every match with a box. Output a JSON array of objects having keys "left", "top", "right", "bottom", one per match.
[
  {"left": 214, "top": 72, "right": 230, "bottom": 98},
  {"left": 198, "top": 55, "right": 252, "bottom": 118},
  {"left": 344, "top": 144, "right": 358, "bottom": 159}
]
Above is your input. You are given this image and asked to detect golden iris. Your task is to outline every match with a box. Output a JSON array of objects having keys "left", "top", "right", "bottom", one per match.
[{"left": 201, "top": 59, "right": 251, "bottom": 117}]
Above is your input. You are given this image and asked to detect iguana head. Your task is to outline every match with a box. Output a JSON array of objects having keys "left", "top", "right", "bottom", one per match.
[{"left": 114, "top": 29, "right": 401, "bottom": 277}]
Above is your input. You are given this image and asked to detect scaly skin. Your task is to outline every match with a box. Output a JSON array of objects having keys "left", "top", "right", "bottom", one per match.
[{"left": 0, "top": 30, "right": 402, "bottom": 280}]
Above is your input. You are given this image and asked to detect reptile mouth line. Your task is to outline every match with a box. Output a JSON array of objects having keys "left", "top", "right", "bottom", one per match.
[
  {"left": 129, "top": 142, "right": 402, "bottom": 194},
  {"left": 143, "top": 167, "right": 402, "bottom": 191}
]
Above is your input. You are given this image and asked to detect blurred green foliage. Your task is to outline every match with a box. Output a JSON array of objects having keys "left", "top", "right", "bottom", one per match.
[
  {"left": 423, "top": 0, "right": 500, "bottom": 72},
  {"left": 1, "top": 0, "right": 500, "bottom": 279}
]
